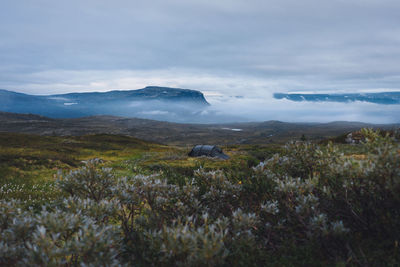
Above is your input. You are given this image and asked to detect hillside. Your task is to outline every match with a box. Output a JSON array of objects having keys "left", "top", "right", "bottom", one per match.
[
  {"left": 0, "top": 86, "right": 210, "bottom": 122},
  {"left": 0, "top": 111, "right": 398, "bottom": 145},
  {"left": 0, "top": 129, "right": 399, "bottom": 265},
  {"left": 0, "top": 131, "right": 274, "bottom": 200}
]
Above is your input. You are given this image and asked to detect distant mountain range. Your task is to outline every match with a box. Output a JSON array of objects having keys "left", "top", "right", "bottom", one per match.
[
  {"left": 274, "top": 92, "right": 400, "bottom": 104},
  {"left": 0, "top": 86, "right": 212, "bottom": 123}
]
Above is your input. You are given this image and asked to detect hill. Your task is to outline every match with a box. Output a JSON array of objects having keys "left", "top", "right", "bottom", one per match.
[
  {"left": 1, "top": 129, "right": 399, "bottom": 265},
  {"left": 0, "top": 111, "right": 398, "bottom": 145},
  {"left": 0, "top": 86, "right": 210, "bottom": 122}
]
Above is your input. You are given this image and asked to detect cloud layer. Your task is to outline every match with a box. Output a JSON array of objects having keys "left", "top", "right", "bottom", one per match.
[{"left": 1, "top": 0, "right": 400, "bottom": 122}]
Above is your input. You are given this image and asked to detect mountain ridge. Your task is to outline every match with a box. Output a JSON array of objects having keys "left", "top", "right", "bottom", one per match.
[
  {"left": 0, "top": 86, "right": 211, "bottom": 122},
  {"left": 274, "top": 92, "right": 400, "bottom": 104},
  {"left": 49, "top": 86, "right": 210, "bottom": 104}
]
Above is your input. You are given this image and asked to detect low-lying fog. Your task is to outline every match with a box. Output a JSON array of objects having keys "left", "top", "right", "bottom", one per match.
[
  {"left": 2, "top": 0, "right": 400, "bottom": 124},
  {"left": 204, "top": 95, "right": 400, "bottom": 124},
  {"left": 49, "top": 95, "right": 400, "bottom": 124},
  {"left": 3, "top": 70, "right": 400, "bottom": 124},
  {"left": 84, "top": 96, "right": 400, "bottom": 124}
]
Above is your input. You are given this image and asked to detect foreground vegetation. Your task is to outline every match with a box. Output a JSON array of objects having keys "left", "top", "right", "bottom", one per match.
[{"left": 0, "top": 129, "right": 399, "bottom": 265}]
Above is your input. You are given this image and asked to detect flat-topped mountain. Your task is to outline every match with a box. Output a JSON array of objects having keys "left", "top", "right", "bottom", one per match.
[
  {"left": 0, "top": 86, "right": 210, "bottom": 122},
  {"left": 50, "top": 86, "right": 209, "bottom": 104}
]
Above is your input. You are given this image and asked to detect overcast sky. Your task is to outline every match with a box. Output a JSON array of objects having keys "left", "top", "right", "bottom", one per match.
[{"left": 1, "top": 0, "right": 400, "bottom": 122}]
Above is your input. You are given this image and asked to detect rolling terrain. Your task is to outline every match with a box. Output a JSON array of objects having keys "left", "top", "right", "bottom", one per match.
[
  {"left": 1, "top": 111, "right": 398, "bottom": 145},
  {"left": 1, "top": 128, "right": 399, "bottom": 266}
]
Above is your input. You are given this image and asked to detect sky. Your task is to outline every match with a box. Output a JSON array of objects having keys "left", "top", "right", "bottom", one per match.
[{"left": 1, "top": 0, "right": 400, "bottom": 122}]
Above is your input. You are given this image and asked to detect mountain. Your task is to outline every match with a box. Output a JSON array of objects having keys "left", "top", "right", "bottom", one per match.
[
  {"left": 1, "top": 111, "right": 398, "bottom": 145},
  {"left": 274, "top": 92, "right": 400, "bottom": 104},
  {"left": 0, "top": 86, "right": 211, "bottom": 122},
  {"left": 50, "top": 86, "right": 209, "bottom": 104}
]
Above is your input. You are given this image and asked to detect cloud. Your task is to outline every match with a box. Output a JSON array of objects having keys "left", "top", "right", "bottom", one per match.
[
  {"left": 1, "top": 0, "right": 400, "bottom": 123},
  {"left": 138, "top": 110, "right": 171, "bottom": 116},
  {"left": 208, "top": 97, "right": 400, "bottom": 124},
  {"left": 1, "top": 0, "right": 400, "bottom": 80},
  {"left": 0, "top": 68, "right": 399, "bottom": 123}
]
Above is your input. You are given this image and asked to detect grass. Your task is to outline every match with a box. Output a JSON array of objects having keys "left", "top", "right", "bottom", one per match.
[
  {"left": 0, "top": 133, "right": 164, "bottom": 205},
  {"left": 0, "top": 131, "right": 371, "bottom": 203},
  {"left": 1, "top": 131, "right": 381, "bottom": 208},
  {"left": 1, "top": 129, "right": 399, "bottom": 265},
  {"left": 0, "top": 132, "right": 280, "bottom": 204}
]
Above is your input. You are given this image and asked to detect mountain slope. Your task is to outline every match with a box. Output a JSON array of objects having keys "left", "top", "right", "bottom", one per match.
[
  {"left": 50, "top": 86, "right": 209, "bottom": 104},
  {"left": 0, "top": 86, "right": 210, "bottom": 122},
  {"left": 1, "top": 111, "right": 398, "bottom": 145}
]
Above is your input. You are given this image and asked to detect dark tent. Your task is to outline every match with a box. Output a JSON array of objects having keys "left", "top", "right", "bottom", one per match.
[{"left": 188, "top": 145, "right": 229, "bottom": 159}]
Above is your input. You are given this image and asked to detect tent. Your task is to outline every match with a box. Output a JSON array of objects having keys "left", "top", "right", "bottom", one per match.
[{"left": 188, "top": 145, "right": 229, "bottom": 159}]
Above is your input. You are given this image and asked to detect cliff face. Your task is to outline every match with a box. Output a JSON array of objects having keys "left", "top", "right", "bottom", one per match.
[
  {"left": 52, "top": 86, "right": 210, "bottom": 105},
  {"left": 131, "top": 86, "right": 210, "bottom": 104}
]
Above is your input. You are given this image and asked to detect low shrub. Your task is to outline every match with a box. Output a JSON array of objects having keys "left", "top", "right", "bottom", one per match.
[{"left": 0, "top": 129, "right": 399, "bottom": 265}]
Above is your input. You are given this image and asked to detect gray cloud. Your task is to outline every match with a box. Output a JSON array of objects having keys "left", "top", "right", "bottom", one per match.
[{"left": 1, "top": 0, "right": 400, "bottom": 122}]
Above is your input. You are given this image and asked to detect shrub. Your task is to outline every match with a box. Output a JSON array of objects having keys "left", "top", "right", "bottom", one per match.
[
  {"left": 57, "top": 158, "right": 116, "bottom": 201},
  {"left": 1, "top": 129, "right": 399, "bottom": 265},
  {"left": 0, "top": 200, "right": 122, "bottom": 266}
]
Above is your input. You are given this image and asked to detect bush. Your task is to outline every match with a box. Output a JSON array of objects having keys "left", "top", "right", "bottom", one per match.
[
  {"left": 57, "top": 158, "right": 116, "bottom": 201},
  {"left": 0, "top": 200, "right": 121, "bottom": 266},
  {"left": 0, "top": 129, "right": 399, "bottom": 265}
]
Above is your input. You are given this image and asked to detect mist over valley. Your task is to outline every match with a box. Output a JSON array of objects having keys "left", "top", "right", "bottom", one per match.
[{"left": 2, "top": 86, "right": 400, "bottom": 124}]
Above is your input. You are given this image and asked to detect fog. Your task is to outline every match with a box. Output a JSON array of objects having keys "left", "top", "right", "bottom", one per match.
[
  {"left": 1, "top": 69, "right": 398, "bottom": 123},
  {"left": 48, "top": 95, "right": 400, "bottom": 124},
  {"left": 205, "top": 95, "right": 400, "bottom": 124},
  {"left": 1, "top": 0, "right": 400, "bottom": 124}
]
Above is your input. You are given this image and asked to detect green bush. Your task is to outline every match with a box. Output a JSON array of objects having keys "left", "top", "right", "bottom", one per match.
[{"left": 0, "top": 129, "right": 399, "bottom": 265}]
